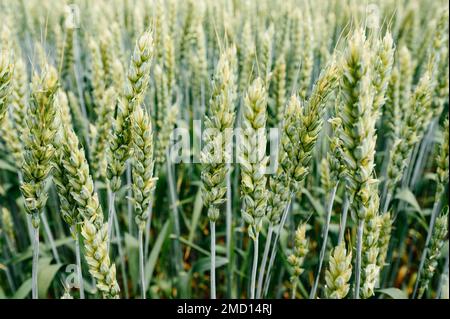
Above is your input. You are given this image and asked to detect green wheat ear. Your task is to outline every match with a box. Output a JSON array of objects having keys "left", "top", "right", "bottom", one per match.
[
  {"left": 287, "top": 223, "right": 309, "bottom": 279},
  {"left": 107, "top": 29, "right": 154, "bottom": 193},
  {"left": 20, "top": 65, "right": 59, "bottom": 227},
  {"left": 417, "top": 209, "right": 448, "bottom": 299},
  {"left": 325, "top": 243, "right": 352, "bottom": 299},
  {"left": 240, "top": 77, "right": 269, "bottom": 239},
  {"left": 131, "top": 106, "right": 157, "bottom": 230},
  {"left": 0, "top": 49, "right": 14, "bottom": 123}
]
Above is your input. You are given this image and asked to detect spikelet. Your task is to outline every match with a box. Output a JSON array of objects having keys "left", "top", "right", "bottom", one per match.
[
  {"left": 154, "top": 64, "right": 170, "bottom": 140},
  {"left": 60, "top": 27, "right": 74, "bottom": 83},
  {"left": 239, "top": 21, "right": 255, "bottom": 94},
  {"left": 298, "top": 7, "right": 314, "bottom": 99},
  {"left": 287, "top": 223, "right": 309, "bottom": 279},
  {"left": 386, "top": 73, "right": 433, "bottom": 192},
  {"left": 1, "top": 207, "right": 16, "bottom": 252},
  {"left": 417, "top": 209, "right": 448, "bottom": 298},
  {"left": 9, "top": 56, "right": 27, "bottom": 137},
  {"left": 163, "top": 33, "right": 176, "bottom": 97},
  {"left": 91, "top": 88, "right": 116, "bottom": 180},
  {"left": 81, "top": 221, "right": 120, "bottom": 298},
  {"left": 266, "top": 168, "right": 290, "bottom": 225},
  {"left": 286, "top": 8, "right": 302, "bottom": 92},
  {"left": 155, "top": 104, "right": 178, "bottom": 175},
  {"left": 325, "top": 243, "right": 352, "bottom": 299},
  {"left": 377, "top": 212, "right": 393, "bottom": 270},
  {"left": 178, "top": 0, "right": 197, "bottom": 64},
  {"left": 432, "top": 43, "right": 449, "bottom": 115},
  {"left": 0, "top": 110, "right": 23, "bottom": 167},
  {"left": 361, "top": 191, "right": 381, "bottom": 299},
  {"left": 98, "top": 29, "right": 115, "bottom": 85},
  {"left": 88, "top": 38, "right": 105, "bottom": 106},
  {"left": 259, "top": 24, "right": 274, "bottom": 86},
  {"left": 0, "top": 49, "right": 13, "bottom": 123},
  {"left": 383, "top": 67, "right": 400, "bottom": 139},
  {"left": 268, "top": 55, "right": 286, "bottom": 126},
  {"left": 239, "top": 78, "right": 268, "bottom": 238},
  {"left": 371, "top": 32, "right": 394, "bottom": 119},
  {"left": 20, "top": 65, "right": 59, "bottom": 227},
  {"left": 131, "top": 107, "right": 157, "bottom": 230},
  {"left": 397, "top": 46, "right": 413, "bottom": 116},
  {"left": 435, "top": 117, "right": 449, "bottom": 199}
]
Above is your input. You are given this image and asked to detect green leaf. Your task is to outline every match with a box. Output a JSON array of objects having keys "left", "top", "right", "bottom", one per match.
[
  {"left": 176, "top": 236, "right": 210, "bottom": 256},
  {"left": 185, "top": 188, "right": 203, "bottom": 258},
  {"left": 13, "top": 278, "right": 32, "bottom": 299},
  {"left": 301, "top": 188, "right": 325, "bottom": 216},
  {"left": 377, "top": 288, "right": 408, "bottom": 299},
  {"left": 10, "top": 237, "right": 73, "bottom": 265},
  {"left": 0, "top": 159, "right": 17, "bottom": 172},
  {"left": 145, "top": 220, "right": 171, "bottom": 288},
  {"left": 0, "top": 285, "right": 6, "bottom": 299},
  {"left": 191, "top": 256, "right": 228, "bottom": 273},
  {"left": 124, "top": 233, "right": 139, "bottom": 293},
  {"left": 395, "top": 188, "right": 422, "bottom": 213},
  {"left": 38, "top": 260, "right": 63, "bottom": 298}
]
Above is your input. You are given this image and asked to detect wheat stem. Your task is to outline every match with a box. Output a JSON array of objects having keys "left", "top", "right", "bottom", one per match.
[
  {"left": 167, "top": 153, "right": 183, "bottom": 273},
  {"left": 74, "top": 232, "right": 84, "bottom": 299},
  {"left": 250, "top": 235, "right": 259, "bottom": 299},
  {"left": 256, "top": 224, "right": 273, "bottom": 299},
  {"left": 263, "top": 195, "right": 292, "bottom": 296},
  {"left": 107, "top": 188, "right": 116, "bottom": 253},
  {"left": 31, "top": 225, "right": 39, "bottom": 299},
  {"left": 225, "top": 166, "right": 233, "bottom": 297},
  {"left": 310, "top": 183, "right": 337, "bottom": 299},
  {"left": 138, "top": 228, "right": 146, "bottom": 298},
  {"left": 41, "top": 211, "right": 60, "bottom": 264},
  {"left": 337, "top": 194, "right": 349, "bottom": 246},
  {"left": 210, "top": 220, "right": 216, "bottom": 299},
  {"left": 412, "top": 199, "right": 441, "bottom": 298},
  {"left": 291, "top": 280, "right": 297, "bottom": 299},
  {"left": 126, "top": 162, "right": 133, "bottom": 235},
  {"left": 354, "top": 219, "right": 364, "bottom": 299},
  {"left": 113, "top": 211, "right": 129, "bottom": 298},
  {"left": 144, "top": 195, "right": 155, "bottom": 258},
  {"left": 410, "top": 119, "right": 438, "bottom": 188}
]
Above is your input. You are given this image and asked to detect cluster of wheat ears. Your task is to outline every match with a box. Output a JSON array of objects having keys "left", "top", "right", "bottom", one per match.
[{"left": 0, "top": 0, "right": 448, "bottom": 300}]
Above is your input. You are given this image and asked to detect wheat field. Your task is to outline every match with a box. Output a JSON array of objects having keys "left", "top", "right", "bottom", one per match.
[{"left": 0, "top": 0, "right": 448, "bottom": 300}]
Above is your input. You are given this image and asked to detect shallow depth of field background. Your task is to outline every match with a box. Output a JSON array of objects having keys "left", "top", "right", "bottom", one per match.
[{"left": 0, "top": 0, "right": 448, "bottom": 299}]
